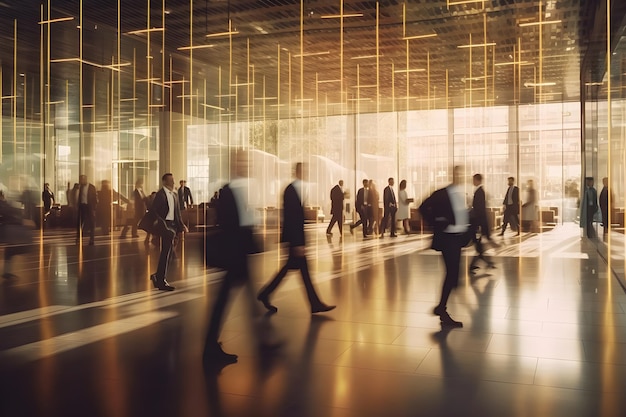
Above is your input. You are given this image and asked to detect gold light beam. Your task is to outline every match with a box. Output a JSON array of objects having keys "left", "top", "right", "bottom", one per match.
[
  {"left": 457, "top": 42, "right": 495, "bottom": 49},
  {"left": 177, "top": 44, "right": 215, "bottom": 50},
  {"left": 402, "top": 34, "right": 437, "bottom": 40},
  {"left": 205, "top": 30, "right": 239, "bottom": 38},
  {"left": 320, "top": 13, "right": 363, "bottom": 19},
  {"left": 519, "top": 20, "right": 562, "bottom": 27},
  {"left": 126, "top": 27, "right": 164, "bottom": 35},
  {"left": 39, "top": 16, "right": 74, "bottom": 24},
  {"left": 293, "top": 51, "right": 330, "bottom": 57}
]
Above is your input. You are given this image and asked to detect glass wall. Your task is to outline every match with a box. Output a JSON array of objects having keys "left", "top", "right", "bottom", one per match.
[{"left": 186, "top": 103, "right": 580, "bottom": 224}]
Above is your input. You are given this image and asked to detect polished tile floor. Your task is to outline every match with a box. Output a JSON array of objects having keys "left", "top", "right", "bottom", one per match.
[{"left": 1, "top": 224, "right": 625, "bottom": 417}]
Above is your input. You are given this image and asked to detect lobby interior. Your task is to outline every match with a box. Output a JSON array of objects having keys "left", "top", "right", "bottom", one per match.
[{"left": 2, "top": 1, "right": 626, "bottom": 416}]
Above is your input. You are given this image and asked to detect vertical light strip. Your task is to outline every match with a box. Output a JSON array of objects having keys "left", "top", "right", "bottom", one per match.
[
  {"left": 13, "top": 20, "right": 17, "bottom": 171},
  {"left": 40, "top": 4, "right": 45, "bottom": 218},
  {"left": 606, "top": 0, "right": 612, "bottom": 275},
  {"left": 427, "top": 50, "right": 431, "bottom": 109},
  {"left": 340, "top": 0, "right": 344, "bottom": 114},
  {"left": 376, "top": 1, "right": 380, "bottom": 113}
]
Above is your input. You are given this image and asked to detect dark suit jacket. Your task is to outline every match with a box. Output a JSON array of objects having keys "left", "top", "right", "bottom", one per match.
[
  {"left": 210, "top": 184, "right": 257, "bottom": 271},
  {"left": 133, "top": 189, "right": 147, "bottom": 218},
  {"left": 42, "top": 190, "right": 54, "bottom": 209},
  {"left": 419, "top": 187, "right": 470, "bottom": 251},
  {"left": 78, "top": 184, "right": 98, "bottom": 211},
  {"left": 356, "top": 187, "right": 365, "bottom": 212},
  {"left": 178, "top": 186, "right": 193, "bottom": 208},
  {"left": 599, "top": 186, "right": 609, "bottom": 211},
  {"left": 502, "top": 186, "right": 520, "bottom": 214},
  {"left": 383, "top": 185, "right": 397, "bottom": 214},
  {"left": 330, "top": 184, "right": 344, "bottom": 215},
  {"left": 471, "top": 186, "right": 488, "bottom": 226},
  {"left": 281, "top": 182, "right": 305, "bottom": 248},
  {"left": 150, "top": 188, "right": 185, "bottom": 233}
]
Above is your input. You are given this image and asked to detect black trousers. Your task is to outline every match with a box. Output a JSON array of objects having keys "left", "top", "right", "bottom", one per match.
[
  {"left": 259, "top": 250, "right": 322, "bottom": 308},
  {"left": 586, "top": 208, "right": 596, "bottom": 238},
  {"left": 502, "top": 206, "right": 519, "bottom": 233},
  {"left": 352, "top": 208, "right": 369, "bottom": 237},
  {"left": 76, "top": 204, "right": 95, "bottom": 242},
  {"left": 438, "top": 233, "right": 465, "bottom": 308},
  {"left": 326, "top": 213, "right": 343, "bottom": 234},
  {"left": 205, "top": 256, "right": 252, "bottom": 349},
  {"left": 156, "top": 220, "right": 176, "bottom": 280},
  {"left": 380, "top": 208, "right": 397, "bottom": 235},
  {"left": 601, "top": 207, "right": 609, "bottom": 234}
]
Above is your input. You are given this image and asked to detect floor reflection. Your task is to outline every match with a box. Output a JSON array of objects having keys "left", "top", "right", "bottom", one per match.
[{"left": 0, "top": 224, "right": 625, "bottom": 416}]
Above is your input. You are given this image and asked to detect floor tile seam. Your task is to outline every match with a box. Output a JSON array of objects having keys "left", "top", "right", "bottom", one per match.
[
  {"left": 412, "top": 368, "right": 539, "bottom": 387},
  {"left": 326, "top": 362, "right": 440, "bottom": 378}
]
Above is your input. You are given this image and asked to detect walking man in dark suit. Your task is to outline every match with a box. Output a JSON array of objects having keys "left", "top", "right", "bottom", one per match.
[
  {"left": 379, "top": 177, "right": 398, "bottom": 238},
  {"left": 469, "top": 173, "right": 496, "bottom": 272},
  {"left": 204, "top": 149, "right": 275, "bottom": 369},
  {"left": 326, "top": 180, "right": 344, "bottom": 242},
  {"left": 149, "top": 173, "right": 188, "bottom": 291},
  {"left": 257, "top": 162, "right": 335, "bottom": 314},
  {"left": 581, "top": 176, "right": 598, "bottom": 238},
  {"left": 599, "top": 177, "right": 612, "bottom": 236},
  {"left": 42, "top": 183, "right": 55, "bottom": 214},
  {"left": 500, "top": 176, "right": 520, "bottom": 236},
  {"left": 419, "top": 166, "right": 470, "bottom": 328},
  {"left": 350, "top": 179, "right": 370, "bottom": 237},
  {"left": 178, "top": 180, "right": 194, "bottom": 210},
  {"left": 76, "top": 175, "right": 98, "bottom": 245}
]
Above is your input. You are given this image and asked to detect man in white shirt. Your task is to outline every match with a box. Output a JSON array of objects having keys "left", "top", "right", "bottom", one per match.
[
  {"left": 149, "top": 173, "right": 188, "bottom": 291},
  {"left": 419, "top": 166, "right": 471, "bottom": 328}
]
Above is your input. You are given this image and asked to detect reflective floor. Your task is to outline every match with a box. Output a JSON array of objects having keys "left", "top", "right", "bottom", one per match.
[{"left": 1, "top": 224, "right": 625, "bottom": 417}]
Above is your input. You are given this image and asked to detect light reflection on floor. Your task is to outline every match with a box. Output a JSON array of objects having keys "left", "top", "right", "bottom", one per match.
[{"left": 0, "top": 224, "right": 625, "bottom": 417}]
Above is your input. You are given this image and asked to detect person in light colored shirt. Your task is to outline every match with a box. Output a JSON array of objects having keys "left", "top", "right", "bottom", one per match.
[{"left": 419, "top": 166, "right": 471, "bottom": 328}]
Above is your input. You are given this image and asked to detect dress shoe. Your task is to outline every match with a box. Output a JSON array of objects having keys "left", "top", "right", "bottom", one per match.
[
  {"left": 149, "top": 274, "right": 159, "bottom": 289},
  {"left": 440, "top": 312, "right": 463, "bottom": 328},
  {"left": 257, "top": 293, "right": 278, "bottom": 313},
  {"left": 487, "top": 262, "right": 496, "bottom": 269},
  {"left": 349, "top": 226, "right": 354, "bottom": 235},
  {"left": 469, "top": 264, "right": 479, "bottom": 271},
  {"left": 132, "top": 234, "right": 140, "bottom": 238},
  {"left": 390, "top": 234, "right": 397, "bottom": 238},
  {"left": 498, "top": 231, "right": 505, "bottom": 236},
  {"left": 156, "top": 280, "right": 175, "bottom": 291},
  {"left": 203, "top": 344, "right": 238, "bottom": 369},
  {"left": 311, "top": 303, "right": 336, "bottom": 314}
]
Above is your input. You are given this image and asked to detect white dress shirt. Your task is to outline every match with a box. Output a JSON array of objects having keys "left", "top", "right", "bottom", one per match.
[
  {"left": 163, "top": 187, "right": 175, "bottom": 221},
  {"left": 292, "top": 179, "right": 304, "bottom": 206},
  {"left": 444, "top": 184, "right": 469, "bottom": 233}
]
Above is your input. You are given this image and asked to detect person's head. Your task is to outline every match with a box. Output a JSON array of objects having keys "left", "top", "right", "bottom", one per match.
[
  {"left": 44, "top": 183, "right": 49, "bottom": 189},
  {"left": 603, "top": 177, "right": 608, "bottom": 187},
  {"left": 369, "top": 180, "right": 376, "bottom": 191},
  {"left": 362, "top": 179, "right": 369, "bottom": 187},
  {"left": 79, "top": 175, "right": 87, "bottom": 186},
  {"left": 507, "top": 176, "right": 515, "bottom": 187},
  {"left": 162, "top": 173, "right": 174, "bottom": 190},
  {"left": 73, "top": 183, "right": 79, "bottom": 189},
  {"left": 452, "top": 166, "right": 463, "bottom": 185},
  {"left": 585, "top": 177, "right": 594, "bottom": 187},
  {"left": 388, "top": 177, "right": 394, "bottom": 187},
  {"left": 135, "top": 178, "right": 143, "bottom": 188},
  {"left": 473, "top": 173, "right": 483, "bottom": 187},
  {"left": 295, "top": 162, "right": 307, "bottom": 181},
  {"left": 399, "top": 179, "right": 407, "bottom": 190},
  {"left": 179, "top": 180, "right": 184, "bottom": 186},
  {"left": 338, "top": 180, "right": 344, "bottom": 187},
  {"left": 527, "top": 179, "right": 534, "bottom": 188},
  {"left": 231, "top": 148, "right": 251, "bottom": 178}
]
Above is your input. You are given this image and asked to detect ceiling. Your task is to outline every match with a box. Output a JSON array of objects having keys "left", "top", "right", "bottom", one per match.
[{"left": 0, "top": 0, "right": 599, "bottom": 120}]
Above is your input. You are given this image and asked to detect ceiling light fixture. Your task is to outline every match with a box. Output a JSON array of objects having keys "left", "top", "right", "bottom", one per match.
[
  {"left": 320, "top": 13, "right": 363, "bottom": 19},
  {"left": 201, "top": 104, "right": 225, "bottom": 110},
  {"left": 402, "top": 34, "right": 437, "bottom": 40},
  {"left": 457, "top": 42, "right": 496, "bottom": 49},
  {"left": 294, "top": 51, "right": 330, "bottom": 57},
  {"left": 177, "top": 44, "right": 215, "bottom": 50},
  {"left": 519, "top": 20, "right": 562, "bottom": 27},
  {"left": 524, "top": 82, "right": 556, "bottom": 87},
  {"left": 393, "top": 68, "right": 426, "bottom": 73},
  {"left": 350, "top": 54, "right": 382, "bottom": 59},
  {"left": 39, "top": 16, "right": 74, "bottom": 25},
  {"left": 494, "top": 61, "right": 530, "bottom": 66},
  {"left": 127, "top": 27, "right": 164, "bottom": 35},
  {"left": 205, "top": 30, "right": 239, "bottom": 38}
]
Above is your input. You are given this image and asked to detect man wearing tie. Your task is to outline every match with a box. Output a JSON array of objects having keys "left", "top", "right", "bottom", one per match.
[
  {"left": 581, "top": 176, "right": 598, "bottom": 238},
  {"left": 257, "top": 162, "right": 335, "bottom": 314},
  {"left": 149, "top": 173, "right": 188, "bottom": 291},
  {"left": 350, "top": 179, "right": 370, "bottom": 238},
  {"left": 380, "top": 177, "right": 398, "bottom": 238},
  {"left": 76, "top": 174, "right": 97, "bottom": 246},
  {"left": 326, "top": 180, "right": 345, "bottom": 242},
  {"left": 500, "top": 176, "right": 520, "bottom": 236}
]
